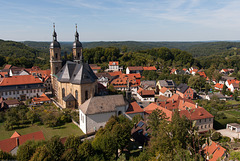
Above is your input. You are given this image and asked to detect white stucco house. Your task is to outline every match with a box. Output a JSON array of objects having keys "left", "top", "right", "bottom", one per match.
[
  {"left": 159, "top": 87, "right": 172, "bottom": 97},
  {"left": 136, "top": 88, "right": 155, "bottom": 102},
  {"left": 79, "top": 95, "right": 128, "bottom": 134}
]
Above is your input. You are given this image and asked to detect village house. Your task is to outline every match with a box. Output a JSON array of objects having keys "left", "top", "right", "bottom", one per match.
[
  {"left": 219, "top": 76, "right": 236, "bottom": 85},
  {"left": 31, "top": 93, "right": 51, "bottom": 105},
  {"left": 131, "top": 120, "right": 150, "bottom": 145},
  {"left": 0, "top": 97, "right": 20, "bottom": 111},
  {"left": 140, "top": 80, "right": 156, "bottom": 91},
  {"left": 176, "top": 83, "right": 194, "bottom": 99},
  {"left": 111, "top": 74, "right": 138, "bottom": 93},
  {"left": 144, "top": 95, "right": 214, "bottom": 132},
  {"left": 214, "top": 83, "right": 224, "bottom": 91},
  {"left": 125, "top": 101, "right": 144, "bottom": 119},
  {"left": 89, "top": 64, "right": 101, "bottom": 73},
  {"left": 156, "top": 80, "right": 176, "bottom": 93},
  {"left": 203, "top": 141, "right": 227, "bottom": 161},
  {"left": 159, "top": 87, "right": 172, "bottom": 97},
  {"left": 95, "top": 72, "right": 115, "bottom": 87},
  {"left": 225, "top": 79, "right": 240, "bottom": 92},
  {"left": 143, "top": 66, "right": 157, "bottom": 71},
  {"left": 79, "top": 95, "right": 128, "bottom": 134},
  {"left": 0, "top": 75, "right": 44, "bottom": 101},
  {"left": 137, "top": 87, "right": 155, "bottom": 102},
  {"left": 108, "top": 61, "right": 122, "bottom": 72},
  {"left": 126, "top": 66, "right": 143, "bottom": 74},
  {"left": 0, "top": 131, "right": 45, "bottom": 155}
]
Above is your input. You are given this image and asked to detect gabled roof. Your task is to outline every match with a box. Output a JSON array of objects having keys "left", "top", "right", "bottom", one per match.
[
  {"left": 137, "top": 88, "right": 155, "bottom": 96},
  {"left": 203, "top": 141, "right": 226, "bottom": 161},
  {"left": 4, "top": 99, "right": 20, "bottom": 106},
  {"left": 176, "top": 83, "right": 189, "bottom": 93},
  {"left": 108, "top": 71, "right": 122, "bottom": 77},
  {"left": 0, "top": 75, "right": 43, "bottom": 86},
  {"left": 143, "top": 66, "right": 157, "bottom": 71},
  {"left": 10, "top": 131, "right": 21, "bottom": 138},
  {"left": 63, "top": 93, "right": 76, "bottom": 102},
  {"left": 160, "top": 87, "right": 169, "bottom": 94},
  {"left": 141, "top": 80, "right": 156, "bottom": 89},
  {"left": 214, "top": 83, "right": 224, "bottom": 89},
  {"left": 179, "top": 108, "right": 214, "bottom": 120},
  {"left": 158, "top": 80, "right": 176, "bottom": 88},
  {"left": 144, "top": 103, "right": 173, "bottom": 121},
  {"left": 0, "top": 131, "right": 45, "bottom": 153},
  {"left": 57, "top": 61, "right": 97, "bottom": 85},
  {"left": 3, "top": 64, "right": 12, "bottom": 69},
  {"left": 109, "top": 61, "right": 119, "bottom": 66},
  {"left": 89, "top": 64, "right": 101, "bottom": 70},
  {"left": 95, "top": 72, "right": 113, "bottom": 80},
  {"left": 126, "top": 102, "right": 144, "bottom": 114},
  {"left": 79, "top": 95, "right": 127, "bottom": 115},
  {"left": 32, "top": 93, "right": 50, "bottom": 103},
  {"left": 127, "top": 66, "right": 143, "bottom": 71}
]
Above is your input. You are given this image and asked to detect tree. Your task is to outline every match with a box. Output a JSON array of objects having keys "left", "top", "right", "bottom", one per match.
[
  {"left": 78, "top": 140, "right": 94, "bottom": 159},
  {"left": 148, "top": 109, "right": 167, "bottom": 136},
  {"left": 233, "top": 89, "right": 239, "bottom": 101},
  {"left": 27, "top": 110, "right": 39, "bottom": 125},
  {"left": 188, "top": 75, "right": 206, "bottom": 92},
  {"left": 132, "top": 114, "right": 143, "bottom": 125},
  {"left": 0, "top": 150, "right": 15, "bottom": 160},
  {"left": 45, "top": 136, "right": 64, "bottom": 161},
  {"left": 222, "top": 84, "right": 227, "bottom": 95}
]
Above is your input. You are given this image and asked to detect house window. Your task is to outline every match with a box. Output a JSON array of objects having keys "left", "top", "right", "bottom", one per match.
[
  {"left": 201, "top": 126, "right": 203, "bottom": 129},
  {"left": 77, "top": 53, "right": 80, "bottom": 58},
  {"left": 85, "top": 90, "right": 88, "bottom": 101},
  {"left": 75, "top": 90, "right": 78, "bottom": 100},
  {"left": 205, "top": 119, "right": 206, "bottom": 122},
  {"left": 199, "top": 119, "right": 201, "bottom": 123},
  {"left": 209, "top": 124, "right": 211, "bottom": 128},
  {"left": 205, "top": 125, "right": 207, "bottom": 128},
  {"left": 62, "top": 88, "right": 65, "bottom": 98},
  {"left": 209, "top": 118, "right": 211, "bottom": 121}
]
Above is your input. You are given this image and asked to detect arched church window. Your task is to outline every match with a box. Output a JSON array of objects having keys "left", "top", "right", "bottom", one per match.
[
  {"left": 55, "top": 53, "right": 58, "bottom": 59},
  {"left": 77, "top": 53, "right": 80, "bottom": 58},
  {"left": 75, "top": 90, "right": 78, "bottom": 100},
  {"left": 85, "top": 90, "right": 88, "bottom": 101},
  {"left": 62, "top": 88, "right": 65, "bottom": 98}
]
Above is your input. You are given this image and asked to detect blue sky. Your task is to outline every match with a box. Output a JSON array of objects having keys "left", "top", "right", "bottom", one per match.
[{"left": 0, "top": 0, "right": 240, "bottom": 41}]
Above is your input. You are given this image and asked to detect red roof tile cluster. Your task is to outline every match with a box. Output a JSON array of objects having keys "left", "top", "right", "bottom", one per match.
[
  {"left": 137, "top": 88, "right": 155, "bottom": 96},
  {"left": 144, "top": 103, "right": 173, "bottom": 121},
  {"left": 0, "top": 131, "right": 45, "bottom": 153},
  {"left": 214, "top": 83, "right": 224, "bottom": 89},
  {"left": 128, "top": 66, "right": 143, "bottom": 71},
  {"left": 0, "top": 72, "right": 8, "bottom": 77},
  {"left": 0, "top": 75, "right": 43, "bottom": 86},
  {"left": 143, "top": 66, "right": 157, "bottom": 71},
  {"left": 190, "top": 69, "right": 198, "bottom": 74},
  {"left": 144, "top": 94, "right": 213, "bottom": 121},
  {"left": 160, "top": 87, "right": 169, "bottom": 94},
  {"left": 30, "top": 69, "right": 51, "bottom": 77},
  {"left": 126, "top": 102, "right": 144, "bottom": 114},
  {"left": 89, "top": 64, "right": 101, "bottom": 70},
  {"left": 109, "top": 61, "right": 119, "bottom": 66},
  {"left": 170, "top": 68, "right": 177, "bottom": 74},
  {"left": 32, "top": 93, "right": 50, "bottom": 104},
  {"left": 3, "top": 64, "right": 12, "bottom": 69},
  {"left": 227, "top": 79, "right": 240, "bottom": 86},
  {"left": 10, "top": 131, "right": 21, "bottom": 138},
  {"left": 108, "top": 71, "right": 122, "bottom": 77},
  {"left": 111, "top": 74, "right": 138, "bottom": 88},
  {"left": 203, "top": 141, "right": 226, "bottom": 161},
  {"left": 198, "top": 71, "right": 207, "bottom": 78}
]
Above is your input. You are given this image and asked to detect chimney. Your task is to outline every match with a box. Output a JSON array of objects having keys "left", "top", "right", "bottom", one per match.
[
  {"left": 195, "top": 103, "right": 198, "bottom": 108},
  {"left": 16, "top": 138, "right": 19, "bottom": 147},
  {"left": 172, "top": 99, "right": 174, "bottom": 103}
]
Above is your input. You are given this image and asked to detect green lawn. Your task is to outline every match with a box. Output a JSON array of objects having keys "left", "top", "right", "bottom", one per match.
[
  {"left": 227, "top": 100, "right": 240, "bottom": 105},
  {"left": 0, "top": 122, "right": 84, "bottom": 140}
]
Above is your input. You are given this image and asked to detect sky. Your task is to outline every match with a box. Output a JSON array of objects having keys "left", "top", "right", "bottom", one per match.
[{"left": 1, "top": 0, "right": 240, "bottom": 41}]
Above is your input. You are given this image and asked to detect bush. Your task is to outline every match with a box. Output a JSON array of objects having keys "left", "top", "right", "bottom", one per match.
[
  {"left": 219, "top": 136, "right": 231, "bottom": 143},
  {"left": 211, "top": 132, "right": 221, "bottom": 141}
]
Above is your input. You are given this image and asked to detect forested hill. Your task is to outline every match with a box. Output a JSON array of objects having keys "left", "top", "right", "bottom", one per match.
[{"left": 23, "top": 41, "right": 240, "bottom": 57}]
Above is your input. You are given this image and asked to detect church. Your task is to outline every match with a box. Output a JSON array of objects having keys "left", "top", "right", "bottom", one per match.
[{"left": 50, "top": 25, "right": 98, "bottom": 108}]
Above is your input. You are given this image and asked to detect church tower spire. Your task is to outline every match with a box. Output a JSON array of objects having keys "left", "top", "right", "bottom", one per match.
[
  {"left": 50, "top": 23, "right": 62, "bottom": 95},
  {"left": 73, "top": 24, "right": 83, "bottom": 63}
]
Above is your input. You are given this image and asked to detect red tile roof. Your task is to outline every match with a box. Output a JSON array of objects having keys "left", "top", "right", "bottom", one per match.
[
  {"left": 160, "top": 87, "right": 169, "bottom": 94},
  {"left": 143, "top": 66, "right": 157, "bottom": 71},
  {"left": 127, "top": 73, "right": 141, "bottom": 79},
  {"left": 170, "top": 68, "right": 177, "bottom": 74},
  {"left": 137, "top": 88, "right": 155, "bottom": 96},
  {"left": 144, "top": 103, "right": 173, "bottom": 121},
  {"left": 0, "top": 131, "right": 45, "bottom": 153},
  {"left": 198, "top": 71, "right": 207, "bottom": 78},
  {"left": 0, "top": 75, "right": 43, "bottom": 86},
  {"left": 32, "top": 93, "right": 50, "bottom": 104},
  {"left": 128, "top": 66, "right": 143, "bottom": 71},
  {"left": 190, "top": 69, "right": 198, "bottom": 73},
  {"left": 203, "top": 141, "right": 226, "bottom": 161},
  {"left": 30, "top": 69, "right": 51, "bottom": 77},
  {"left": 0, "top": 72, "right": 8, "bottom": 77},
  {"left": 3, "top": 64, "right": 12, "bottom": 69},
  {"left": 108, "top": 71, "right": 122, "bottom": 77},
  {"left": 126, "top": 102, "right": 144, "bottom": 114},
  {"left": 89, "top": 64, "right": 101, "bottom": 70},
  {"left": 109, "top": 61, "right": 119, "bottom": 66},
  {"left": 111, "top": 74, "right": 138, "bottom": 88},
  {"left": 227, "top": 79, "right": 240, "bottom": 86},
  {"left": 214, "top": 83, "right": 224, "bottom": 89},
  {"left": 179, "top": 107, "right": 214, "bottom": 121}
]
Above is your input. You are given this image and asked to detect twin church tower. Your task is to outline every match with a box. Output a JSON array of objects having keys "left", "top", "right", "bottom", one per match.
[
  {"left": 50, "top": 24, "right": 83, "bottom": 76},
  {"left": 49, "top": 24, "right": 98, "bottom": 108}
]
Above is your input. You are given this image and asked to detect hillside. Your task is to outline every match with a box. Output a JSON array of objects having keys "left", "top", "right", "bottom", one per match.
[{"left": 23, "top": 41, "right": 240, "bottom": 57}]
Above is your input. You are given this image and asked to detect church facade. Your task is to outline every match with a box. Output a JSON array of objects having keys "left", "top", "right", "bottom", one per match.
[{"left": 50, "top": 25, "right": 98, "bottom": 108}]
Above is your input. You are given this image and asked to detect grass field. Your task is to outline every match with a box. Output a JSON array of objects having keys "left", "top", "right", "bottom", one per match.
[
  {"left": 0, "top": 122, "right": 84, "bottom": 140},
  {"left": 219, "top": 109, "right": 240, "bottom": 119}
]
